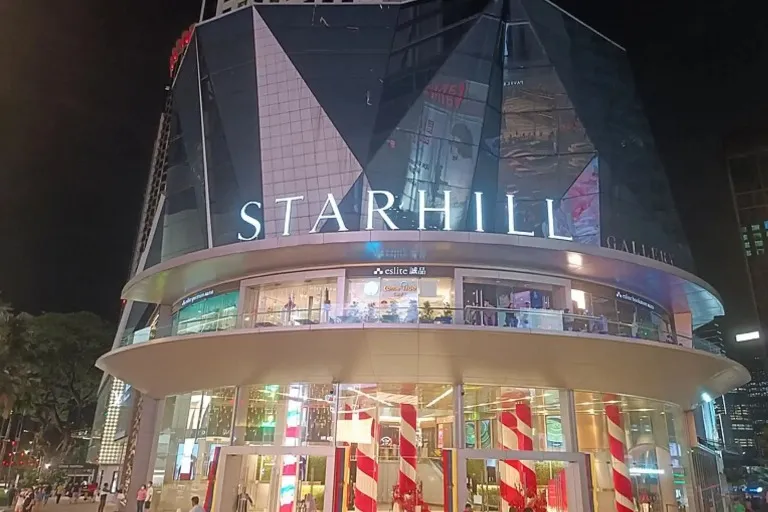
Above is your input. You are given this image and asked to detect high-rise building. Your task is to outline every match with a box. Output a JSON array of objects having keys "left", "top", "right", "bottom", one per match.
[
  {"left": 725, "top": 129, "right": 768, "bottom": 450},
  {"left": 91, "top": 2, "right": 750, "bottom": 512},
  {"left": 695, "top": 318, "right": 756, "bottom": 455}
]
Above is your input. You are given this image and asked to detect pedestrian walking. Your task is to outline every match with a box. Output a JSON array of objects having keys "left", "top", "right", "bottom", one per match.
[
  {"left": 145, "top": 483, "right": 153, "bottom": 511},
  {"left": 136, "top": 485, "right": 147, "bottom": 512},
  {"left": 97, "top": 484, "right": 109, "bottom": 512},
  {"left": 55, "top": 484, "right": 64, "bottom": 505}
]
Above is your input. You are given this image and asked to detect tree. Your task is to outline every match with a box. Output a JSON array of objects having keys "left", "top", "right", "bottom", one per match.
[{"left": 18, "top": 312, "right": 114, "bottom": 462}]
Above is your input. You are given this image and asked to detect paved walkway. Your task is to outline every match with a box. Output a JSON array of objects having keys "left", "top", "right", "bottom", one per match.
[{"left": 3, "top": 499, "right": 103, "bottom": 512}]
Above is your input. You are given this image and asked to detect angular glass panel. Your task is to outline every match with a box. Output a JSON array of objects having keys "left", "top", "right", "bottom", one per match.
[{"left": 162, "top": 38, "right": 209, "bottom": 261}]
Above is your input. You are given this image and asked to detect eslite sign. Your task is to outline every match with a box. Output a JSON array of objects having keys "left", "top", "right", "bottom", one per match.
[
  {"left": 373, "top": 266, "right": 427, "bottom": 276},
  {"left": 237, "top": 190, "right": 573, "bottom": 241}
]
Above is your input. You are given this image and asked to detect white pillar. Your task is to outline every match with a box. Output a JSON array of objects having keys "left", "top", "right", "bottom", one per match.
[{"left": 125, "top": 398, "right": 161, "bottom": 512}]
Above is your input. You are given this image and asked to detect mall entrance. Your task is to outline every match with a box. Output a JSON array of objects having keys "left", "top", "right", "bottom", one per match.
[{"left": 213, "top": 445, "right": 335, "bottom": 512}]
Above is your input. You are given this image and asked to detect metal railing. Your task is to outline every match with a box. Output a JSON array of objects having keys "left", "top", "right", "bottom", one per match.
[{"left": 119, "top": 305, "right": 711, "bottom": 354}]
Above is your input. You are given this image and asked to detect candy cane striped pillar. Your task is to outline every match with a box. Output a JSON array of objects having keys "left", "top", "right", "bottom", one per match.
[
  {"left": 605, "top": 396, "right": 634, "bottom": 512},
  {"left": 354, "top": 411, "right": 378, "bottom": 512},
  {"left": 279, "top": 385, "right": 303, "bottom": 512},
  {"left": 399, "top": 401, "right": 418, "bottom": 496},
  {"left": 498, "top": 405, "right": 523, "bottom": 512},
  {"left": 514, "top": 403, "right": 538, "bottom": 498}
]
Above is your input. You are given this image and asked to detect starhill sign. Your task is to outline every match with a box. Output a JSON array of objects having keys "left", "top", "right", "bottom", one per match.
[{"left": 237, "top": 190, "right": 572, "bottom": 241}]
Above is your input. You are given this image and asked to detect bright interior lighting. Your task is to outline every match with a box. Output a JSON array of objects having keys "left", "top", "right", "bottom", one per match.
[
  {"left": 736, "top": 331, "right": 760, "bottom": 342},
  {"left": 571, "top": 289, "right": 586, "bottom": 310},
  {"left": 701, "top": 392, "right": 713, "bottom": 403},
  {"left": 425, "top": 388, "right": 453, "bottom": 408},
  {"left": 567, "top": 252, "right": 583, "bottom": 266},
  {"left": 629, "top": 468, "right": 664, "bottom": 475}
]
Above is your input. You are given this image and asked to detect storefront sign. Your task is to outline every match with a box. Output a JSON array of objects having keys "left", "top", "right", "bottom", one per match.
[
  {"left": 238, "top": 191, "right": 573, "bottom": 241},
  {"left": 615, "top": 290, "right": 655, "bottom": 311},
  {"left": 604, "top": 236, "right": 675, "bottom": 266},
  {"left": 180, "top": 289, "right": 214, "bottom": 308},
  {"left": 373, "top": 265, "right": 427, "bottom": 276}
]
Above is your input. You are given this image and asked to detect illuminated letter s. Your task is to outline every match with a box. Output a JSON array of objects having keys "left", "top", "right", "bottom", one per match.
[{"left": 238, "top": 201, "right": 262, "bottom": 241}]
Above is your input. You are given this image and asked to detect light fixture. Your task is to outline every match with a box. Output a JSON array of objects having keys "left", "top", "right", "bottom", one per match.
[
  {"left": 701, "top": 392, "right": 713, "bottom": 403},
  {"left": 736, "top": 331, "right": 760, "bottom": 342},
  {"left": 629, "top": 468, "right": 664, "bottom": 475},
  {"left": 426, "top": 388, "right": 454, "bottom": 408},
  {"left": 567, "top": 252, "right": 583, "bottom": 266},
  {"left": 364, "top": 280, "right": 379, "bottom": 296}
]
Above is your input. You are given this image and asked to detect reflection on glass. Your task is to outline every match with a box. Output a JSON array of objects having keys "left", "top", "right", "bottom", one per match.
[
  {"left": 573, "top": 391, "right": 691, "bottom": 512},
  {"left": 152, "top": 388, "right": 235, "bottom": 512},
  {"left": 337, "top": 383, "right": 453, "bottom": 511}
]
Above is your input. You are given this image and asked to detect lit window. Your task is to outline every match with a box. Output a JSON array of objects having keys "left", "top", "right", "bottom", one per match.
[
  {"left": 757, "top": 240, "right": 765, "bottom": 247},
  {"left": 757, "top": 232, "right": 764, "bottom": 239},
  {"left": 753, "top": 224, "right": 761, "bottom": 231},
  {"left": 764, "top": 220, "right": 768, "bottom": 229},
  {"left": 742, "top": 226, "right": 748, "bottom": 232},
  {"left": 746, "top": 242, "right": 752, "bottom": 249},
  {"left": 747, "top": 250, "right": 753, "bottom": 256},
  {"left": 744, "top": 234, "right": 749, "bottom": 240}
]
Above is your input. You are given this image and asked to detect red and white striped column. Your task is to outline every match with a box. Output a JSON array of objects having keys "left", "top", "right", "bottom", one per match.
[
  {"left": 279, "top": 385, "right": 303, "bottom": 512},
  {"left": 354, "top": 410, "right": 378, "bottom": 512},
  {"left": 605, "top": 396, "right": 634, "bottom": 512},
  {"left": 498, "top": 398, "right": 522, "bottom": 512},
  {"left": 399, "top": 401, "right": 418, "bottom": 496},
  {"left": 514, "top": 403, "right": 538, "bottom": 499}
]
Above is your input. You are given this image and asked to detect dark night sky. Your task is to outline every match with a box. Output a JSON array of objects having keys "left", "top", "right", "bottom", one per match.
[{"left": 0, "top": 0, "right": 766, "bottom": 323}]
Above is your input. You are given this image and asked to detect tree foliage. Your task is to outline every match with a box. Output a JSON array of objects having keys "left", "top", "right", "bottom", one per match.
[{"left": 0, "top": 309, "right": 114, "bottom": 461}]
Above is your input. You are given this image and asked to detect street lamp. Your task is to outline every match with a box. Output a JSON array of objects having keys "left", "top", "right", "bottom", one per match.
[{"left": 44, "top": 463, "right": 51, "bottom": 470}]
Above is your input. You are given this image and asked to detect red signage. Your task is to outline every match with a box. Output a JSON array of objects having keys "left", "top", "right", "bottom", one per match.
[
  {"left": 424, "top": 81, "right": 466, "bottom": 110},
  {"left": 169, "top": 25, "right": 196, "bottom": 77}
]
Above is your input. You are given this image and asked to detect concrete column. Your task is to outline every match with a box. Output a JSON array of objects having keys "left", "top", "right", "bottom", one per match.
[
  {"left": 230, "top": 386, "right": 249, "bottom": 446},
  {"left": 559, "top": 390, "right": 579, "bottom": 452},
  {"left": 453, "top": 384, "right": 465, "bottom": 449},
  {"left": 155, "top": 305, "right": 173, "bottom": 338},
  {"left": 125, "top": 398, "right": 161, "bottom": 512}
]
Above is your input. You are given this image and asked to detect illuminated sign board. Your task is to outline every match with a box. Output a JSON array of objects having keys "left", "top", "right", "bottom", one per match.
[
  {"left": 238, "top": 191, "right": 572, "bottom": 241},
  {"left": 735, "top": 331, "right": 760, "bottom": 342},
  {"left": 615, "top": 290, "right": 655, "bottom": 311}
]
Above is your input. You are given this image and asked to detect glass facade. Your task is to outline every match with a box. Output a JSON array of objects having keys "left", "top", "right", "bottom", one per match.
[
  {"left": 345, "top": 277, "right": 454, "bottom": 322},
  {"left": 148, "top": 384, "right": 694, "bottom": 512},
  {"left": 172, "top": 290, "right": 239, "bottom": 335},
  {"left": 241, "top": 278, "right": 339, "bottom": 327},
  {"left": 152, "top": 388, "right": 236, "bottom": 512},
  {"left": 145, "top": 0, "right": 692, "bottom": 271}
]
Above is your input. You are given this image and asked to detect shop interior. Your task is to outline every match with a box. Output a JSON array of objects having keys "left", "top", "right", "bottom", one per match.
[
  {"left": 243, "top": 279, "right": 338, "bottom": 327},
  {"left": 462, "top": 277, "right": 566, "bottom": 329},
  {"left": 172, "top": 291, "right": 239, "bottom": 336},
  {"left": 343, "top": 277, "right": 455, "bottom": 323}
]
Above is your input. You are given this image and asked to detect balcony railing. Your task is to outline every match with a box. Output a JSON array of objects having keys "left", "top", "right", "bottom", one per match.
[{"left": 119, "top": 305, "right": 718, "bottom": 354}]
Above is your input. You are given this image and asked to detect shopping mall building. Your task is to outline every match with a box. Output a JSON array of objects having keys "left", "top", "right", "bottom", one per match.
[{"left": 88, "top": 1, "right": 750, "bottom": 512}]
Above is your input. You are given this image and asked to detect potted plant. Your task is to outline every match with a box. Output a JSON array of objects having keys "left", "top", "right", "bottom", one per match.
[
  {"left": 434, "top": 302, "right": 454, "bottom": 324},
  {"left": 419, "top": 301, "right": 435, "bottom": 323}
]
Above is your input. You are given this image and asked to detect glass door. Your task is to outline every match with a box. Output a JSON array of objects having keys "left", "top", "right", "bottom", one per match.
[{"left": 217, "top": 447, "right": 333, "bottom": 512}]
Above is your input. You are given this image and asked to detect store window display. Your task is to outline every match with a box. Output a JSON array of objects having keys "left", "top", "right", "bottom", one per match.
[
  {"left": 344, "top": 277, "right": 454, "bottom": 323},
  {"left": 151, "top": 388, "right": 235, "bottom": 512},
  {"left": 462, "top": 278, "right": 565, "bottom": 329},
  {"left": 570, "top": 282, "right": 674, "bottom": 343},
  {"left": 573, "top": 391, "right": 692, "bottom": 512},
  {"left": 336, "top": 383, "right": 454, "bottom": 510},
  {"left": 172, "top": 291, "right": 238, "bottom": 336},
  {"left": 243, "top": 279, "right": 338, "bottom": 327},
  {"left": 242, "top": 384, "right": 335, "bottom": 446}
]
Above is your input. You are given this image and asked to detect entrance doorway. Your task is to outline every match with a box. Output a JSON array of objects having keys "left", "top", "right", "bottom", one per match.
[
  {"left": 457, "top": 448, "right": 592, "bottom": 512},
  {"left": 213, "top": 446, "right": 335, "bottom": 512}
]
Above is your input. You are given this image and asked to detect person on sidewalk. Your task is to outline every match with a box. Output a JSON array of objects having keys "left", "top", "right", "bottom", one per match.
[
  {"left": 144, "top": 483, "right": 153, "bottom": 511},
  {"left": 189, "top": 496, "right": 204, "bottom": 512},
  {"left": 97, "top": 484, "right": 109, "bottom": 512},
  {"left": 136, "top": 485, "right": 147, "bottom": 512}
]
